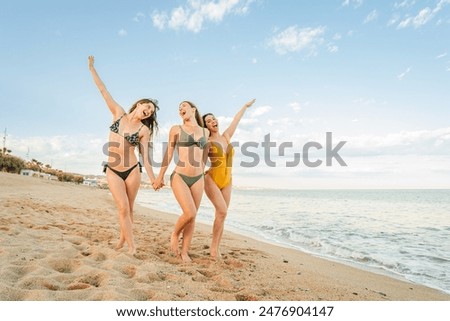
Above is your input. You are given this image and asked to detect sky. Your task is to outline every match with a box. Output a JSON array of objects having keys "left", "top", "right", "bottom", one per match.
[{"left": 1, "top": 0, "right": 450, "bottom": 189}]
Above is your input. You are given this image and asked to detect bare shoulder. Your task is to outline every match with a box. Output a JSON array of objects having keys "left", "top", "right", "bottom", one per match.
[
  {"left": 112, "top": 107, "right": 126, "bottom": 121},
  {"left": 170, "top": 125, "right": 181, "bottom": 133},
  {"left": 169, "top": 125, "right": 181, "bottom": 138},
  {"left": 141, "top": 125, "right": 151, "bottom": 135},
  {"left": 222, "top": 132, "right": 231, "bottom": 143}
]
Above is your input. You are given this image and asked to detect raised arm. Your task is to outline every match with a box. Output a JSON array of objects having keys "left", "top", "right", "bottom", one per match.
[
  {"left": 153, "top": 126, "right": 178, "bottom": 190},
  {"left": 88, "top": 56, "right": 124, "bottom": 119},
  {"left": 222, "top": 99, "right": 256, "bottom": 141},
  {"left": 139, "top": 128, "right": 156, "bottom": 184}
]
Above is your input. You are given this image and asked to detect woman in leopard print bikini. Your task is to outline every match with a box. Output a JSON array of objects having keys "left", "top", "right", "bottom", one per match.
[{"left": 88, "top": 55, "right": 159, "bottom": 255}]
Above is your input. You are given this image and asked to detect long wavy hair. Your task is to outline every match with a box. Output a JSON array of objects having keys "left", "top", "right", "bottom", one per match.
[
  {"left": 181, "top": 101, "right": 204, "bottom": 127},
  {"left": 129, "top": 98, "right": 159, "bottom": 137},
  {"left": 202, "top": 113, "right": 214, "bottom": 136}
]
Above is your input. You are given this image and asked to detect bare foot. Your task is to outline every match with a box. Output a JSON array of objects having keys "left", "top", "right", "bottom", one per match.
[
  {"left": 210, "top": 250, "right": 222, "bottom": 260},
  {"left": 181, "top": 252, "right": 192, "bottom": 263},
  {"left": 115, "top": 238, "right": 125, "bottom": 250},
  {"left": 128, "top": 247, "right": 137, "bottom": 256},
  {"left": 170, "top": 232, "right": 179, "bottom": 256}
]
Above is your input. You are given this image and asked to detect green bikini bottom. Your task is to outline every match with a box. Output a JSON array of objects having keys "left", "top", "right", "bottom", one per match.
[{"left": 170, "top": 172, "right": 204, "bottom": 188}]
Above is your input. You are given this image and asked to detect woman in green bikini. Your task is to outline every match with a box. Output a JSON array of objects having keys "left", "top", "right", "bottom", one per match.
[{"left": 153, "top": 101, "right": 209, "bottom": 262}]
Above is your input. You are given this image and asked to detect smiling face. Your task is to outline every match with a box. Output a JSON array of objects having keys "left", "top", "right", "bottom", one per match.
[
  {"left": 137, "top": 102, "right": 155, "bottom": 120},
  {"left": 178, "top": 101, "right": 195, "bottom": 121},
  {"left": 204, "top": 114, "right": 219, "bottom": 133}
]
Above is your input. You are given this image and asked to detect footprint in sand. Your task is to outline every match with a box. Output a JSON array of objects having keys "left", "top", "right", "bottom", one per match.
[
  {"left": 121, "top": 265, "right": 137, "bottom": 278},
  {"left": 18, "top": 276, "right": 60, "bottom": 291},
  {"left": 75, "top": 272, "right": 108, "bottom": 288},
  {"left": 223, "top": 258, "right": 244, "bottom": 269},
  {"left": 139, "top": 271, "right": 166, "bottom": 283},
  {"left": 67, "top": 283, "right": 91, "bottom": 290},
  {"left": 48, "top": 259, "right": 80, "bottom": 274},
  {"left": 235, "top": 293, "right": 258, "bottom": 301},
  {"left": 130, "top": 289, "right": 156, "bottom": 300}
]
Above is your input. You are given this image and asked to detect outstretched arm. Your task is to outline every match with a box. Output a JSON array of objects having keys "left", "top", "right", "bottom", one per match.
[
  {"left": 139, "top": 129, "right": 156, "bottom": 185},
  {"left": 153, "top": 126, "right": 178, "bottom": 190},
  {"left": 88, "top": 56, "right": 124, "bottom": 119},
  {"left": 223, "top": 99, "right": 256, "bottom": 142}
]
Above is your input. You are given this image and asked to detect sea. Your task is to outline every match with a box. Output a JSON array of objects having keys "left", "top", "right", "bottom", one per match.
[{"left": 136, "top": 188, "right": 450, "bottom": 295}]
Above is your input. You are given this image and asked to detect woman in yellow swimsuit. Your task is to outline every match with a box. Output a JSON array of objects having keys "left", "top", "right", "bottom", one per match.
[
  {"left": 202, "top": 99, "right": 256, "bottom": 258},
  {"left": 89, "top": 56, "right": 159, "bottom": 255},
  {"left": 153, "top": 101, "right": 209, "bottom": 262}
]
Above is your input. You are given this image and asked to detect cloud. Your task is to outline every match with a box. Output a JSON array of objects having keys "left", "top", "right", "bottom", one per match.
[
  {"left": 343, "top": 127, "right": 450, "bottom": 156},
  {"left": 289, "top": 102, "right": 301, "bottom": 113},
  {"left": 397, "top": 66, "right": 411, "bottom": 80},
  {"left": 387, "top": 14, "right": 400, "bottom": 26},
  {"left": 10, "top": 122, "right": 450, "bottom": 190},
  {"left": 268, "top": 25, "right": 326, "bottom": 55},
  {"left": 352, "top": 97, "right": 376, "bottom": 105},
  {"left": 231, "top": 125, "right": 450, "bottom": 189},
  {"left": 133, "top": 12, "right": 146, "bottom": 22},
  {"left": 326, "top": 33, "right": 342, "bottom": 53},
  {"left": 436, "top": 52, "right": 447, "bottom": 59},
  {"left": 333, "top": 33, "right": 342, "bottom": 40},
  {"left": 249, "top": 105, "right": 272, "bottom": 117},
  {"left": 394, "top": 0, "right": 416, "bottom": 9},
  {"left": 364, "top": 9, "right": 378, "bottom": 23},
  {"left": 327, "top": 44, "right": 339, "bottom": 53},
  {"left": 9, "top": 134, "right": 107, "bottom": 175},
  {"left": 118, "top": 29, "right": 128, "bottom": 37},
  {"left": 151, "top": 0, "right": 254, "bottom": 33},
  {"left": 342, "top": 0, "right": 363, "bottom": 8},
  {"left": 397, "top": 0, "right": 450, "bottom": 29},
  {"left": 151, "top": 11, "right": 168, "bottom": 30},
  {"left": 206, "top": 122, "right": 450, "bottom": 189}
]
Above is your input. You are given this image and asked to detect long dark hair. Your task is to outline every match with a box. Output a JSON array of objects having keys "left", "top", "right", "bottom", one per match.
[
  {"left": 129, "top": 98, "right": 159, "bottom": 137},
  {"left": 182, "top": 101, "right": 203, "bottom": 127},
  {"left": 202, "top": 113, "right": 214, "bottom": 135}
]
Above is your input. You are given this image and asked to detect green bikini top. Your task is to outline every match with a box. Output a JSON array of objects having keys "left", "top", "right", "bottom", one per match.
[{"left": 177, "top": 125, "right": 207, "bottom": 149}]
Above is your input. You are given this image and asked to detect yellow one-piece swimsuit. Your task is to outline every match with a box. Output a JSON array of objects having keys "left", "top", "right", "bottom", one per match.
[{"left": 206, "top": 141, "right": 235, "bottom": 190}]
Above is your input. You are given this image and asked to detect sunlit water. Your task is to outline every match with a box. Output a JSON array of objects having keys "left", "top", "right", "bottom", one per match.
[{"left": 136, "top": 188, "right": 450, "bottom": 294}]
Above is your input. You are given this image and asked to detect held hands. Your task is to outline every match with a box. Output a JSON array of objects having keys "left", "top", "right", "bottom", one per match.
[
  {"left": 245, "top": 99, "right": 256, "bottom": 108},
  {"left": 152, "top": 176, "right": 164, "bottom": 191}
]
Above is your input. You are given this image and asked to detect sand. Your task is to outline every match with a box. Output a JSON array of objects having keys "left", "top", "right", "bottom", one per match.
[{"left": 0, "top": 171, "right": 449, "bottom": 301}]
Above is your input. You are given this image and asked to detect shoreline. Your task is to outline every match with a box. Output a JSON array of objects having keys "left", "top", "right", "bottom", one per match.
[
  {"left": 1, "top": 172, "right": 449, "bottom": 301},
  {"left": 137, "top": 187, "right": 450, "bottom": 296},
  {"left": 140, "top": 201, "right": 419, "bottom": 290}
]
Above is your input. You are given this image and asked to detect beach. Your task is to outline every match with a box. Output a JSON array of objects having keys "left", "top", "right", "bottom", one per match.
[{"left": 1, "top": 172, "right": 449, "bottom": 301}]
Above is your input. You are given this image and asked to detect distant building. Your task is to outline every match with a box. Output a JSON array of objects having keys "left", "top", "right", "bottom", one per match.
[
  {"left": 20, "top": 169, "right": 36, "bottom": 176},
  {"left": 20, "top": 169, "right": 58, "bottom": 180},
  {"left": 83, "top": 177, "right": 98, "bottom": 187}
]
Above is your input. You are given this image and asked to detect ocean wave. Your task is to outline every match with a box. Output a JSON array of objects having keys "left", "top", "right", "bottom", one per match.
[{"left": 136, "top": 188, "right": 450, "bottom": 294}]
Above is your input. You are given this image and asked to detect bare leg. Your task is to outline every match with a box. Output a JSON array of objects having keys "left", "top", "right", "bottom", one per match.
[
  {"left": 179, "top": 178, "right": 204, "bottom": 262},
  {"left": 170, "top": 173, "right": 200, "bottom": 260},
  {"left": 116, "top": 231, "right": 125, "bottom": 250},
  {"left": 106, "top": 168, "right": 136, "bottom": 255},
  {"left": 125, "top": 166, "right": 141, "bottom": 254},
  {"left": 216, "top": 183, "right": 231, "bottom": 256},
  {"left": 125, "top": 166, "right": 141, "bottom": 225},
  {"left": 180, "top": 222, "right": 194, "bottom": 262},
  {"left": 115, "top": 167, "right": 140, "bottom": 249},
  {"left": 204, "top": 174, "right": 232, "bottom": 258}
]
